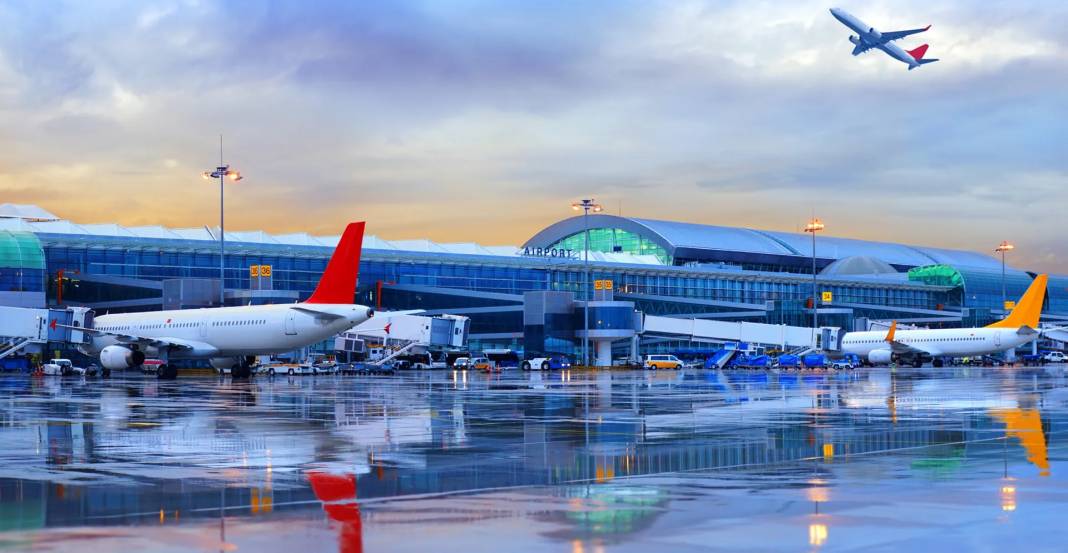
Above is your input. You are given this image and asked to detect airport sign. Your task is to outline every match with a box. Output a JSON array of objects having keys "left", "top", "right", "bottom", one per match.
[{"left": 521, "top": 247, "right": 576, "bottom": 259}]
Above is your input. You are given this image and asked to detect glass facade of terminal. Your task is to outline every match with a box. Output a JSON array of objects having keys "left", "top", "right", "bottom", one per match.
[
  {"left": 0, "top": 231, "right": 45, "bottom": 293},
  {"left": 548, "top": 229, "right": 671, "bottom": 264},
  {"left": 15, "top": 222, "right": 1066, "bottom": 359}
]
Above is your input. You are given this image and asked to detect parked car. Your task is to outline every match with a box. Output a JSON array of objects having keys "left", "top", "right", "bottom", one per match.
[
  {"left": 644, "top": 354, "right": 683, "bottom": 370},
  {"left": 1043, "top": 351, "right": 1067, "bottom": 363},
  {"left": 829, "top": 354, "right": 861, "bottom": 370},
  {"left": 471, "top": 357, "right": 496, "bottom": 371},
  {"left": 522, "top": 354, "right": 571, "bottom": 371},
  {"left": 42, "top": 359, "right": 78, "bottom": 376},
  {"left": 980, "top": 355, "right": 1005, "bottom": 367}
]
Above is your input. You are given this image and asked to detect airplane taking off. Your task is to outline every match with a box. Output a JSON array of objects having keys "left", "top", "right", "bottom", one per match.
[
  {"left": 75, "top": 222, "right": 375, "bottom": 379},
  {"left": 840, "top": 274, "right": 1049, "bottom": 367},
  {"left": 829, "top": 8, "right": 938, "bottom": 70}
]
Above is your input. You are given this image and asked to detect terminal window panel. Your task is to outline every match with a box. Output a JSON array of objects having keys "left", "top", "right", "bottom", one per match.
[{"left": 547, "top": 228, "right": 670, "bottom": 264}]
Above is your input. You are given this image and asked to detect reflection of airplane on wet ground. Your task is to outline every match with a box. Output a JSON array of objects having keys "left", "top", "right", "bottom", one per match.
[
  {"left": 74, "top": 222, "right": 374, "bottom": 379},
  {"left": 829, "top": 8, "right": 938, "bottom": 70},
  {"left": 841, "top": 275, "right": 1049, "bottom": 367}
]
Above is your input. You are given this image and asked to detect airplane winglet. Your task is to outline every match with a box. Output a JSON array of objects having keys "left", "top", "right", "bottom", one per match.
[
  {"left": 885, "top": 321, "right": 897, "bottom": 342},
  {"left": 923, "top": 24, "right": 931, "bottom": 31}
]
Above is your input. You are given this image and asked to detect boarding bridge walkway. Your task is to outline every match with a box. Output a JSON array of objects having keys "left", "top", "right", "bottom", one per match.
[
  {"left": 0, "top": 306, "right": 94, "bottom": 359},
  {"left": 642, "top": 314, "right": 838, "bottom": 351}
]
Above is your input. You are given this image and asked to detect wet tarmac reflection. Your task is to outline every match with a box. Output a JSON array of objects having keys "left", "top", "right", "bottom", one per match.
[{"left": 0, "top": 366, "right": 1066, "bottom": 551}]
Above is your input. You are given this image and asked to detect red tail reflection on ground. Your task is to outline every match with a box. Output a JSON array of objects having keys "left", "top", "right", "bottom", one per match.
[{"left": 307, "top": 471, "right": 362, "bottom": 553}]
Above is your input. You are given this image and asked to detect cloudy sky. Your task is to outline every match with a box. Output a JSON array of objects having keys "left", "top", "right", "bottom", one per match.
[{"left": 0, "top": 1, "right": 1064, "bottom": 270}]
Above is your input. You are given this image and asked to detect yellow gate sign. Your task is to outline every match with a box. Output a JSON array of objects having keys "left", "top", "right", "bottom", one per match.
[
  {"left": 821, "top": 291, "right": 833, "bottom": 303},
  {"left": 593, "top": 279, "right": 614, "bottom": 291},
  {"left": 250, "top": 265, "right": 260, "bottom": 277},
  {"left": 260, "top": 265, "right": 272, "bottom": 277},
  {"left": 1004, "top": 300, "right": 1016, "bottom": 311}
]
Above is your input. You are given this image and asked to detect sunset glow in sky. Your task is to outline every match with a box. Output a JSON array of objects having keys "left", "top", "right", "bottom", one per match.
[{"left": 0, "top": 1, "right": 1064, "bottom": 270}]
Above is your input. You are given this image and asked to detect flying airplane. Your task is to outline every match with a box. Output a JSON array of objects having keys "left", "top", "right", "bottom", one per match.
[
  {"left": 840, "top": 274, "right": 1048, "bottom": 367},
  {"left": 75, "top": 222, "right": 375, "bottom": 379},
  {"left": 829, "top": 8, "right": 938, "bottom": 70}
]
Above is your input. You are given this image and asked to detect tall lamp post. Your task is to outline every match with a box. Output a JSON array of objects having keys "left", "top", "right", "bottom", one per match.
[
  {"left": 995, "top": 240, "right": 1014, "bottom": 314},
  {"left": 572, "top": 199, "right": 602, "bottom": 367},
  {"left": 804, "top": 218, "right": 824, "bottom": 348},
  {"left": 202, "top": 158, "right": 243, "bottom": 306}
]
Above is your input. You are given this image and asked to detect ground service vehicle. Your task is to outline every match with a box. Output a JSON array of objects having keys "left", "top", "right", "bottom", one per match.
[
  {"left": 522, "top": 354, "right": 571, "bottom": 371},
  {"left": 471, "top": 357, "right": 495, "bottom": 371},
  {"left": 42, "top": 359, "right": 78, "bottom": 376},
  {"left": 1043, "top": 351, "right": 1067, "bottom": 363},
  {"left": 644, "top": 354, "right": 683, "bottom": 370},
  {"left": 453, "top": 357, "right": 471, "bottom": 370}
]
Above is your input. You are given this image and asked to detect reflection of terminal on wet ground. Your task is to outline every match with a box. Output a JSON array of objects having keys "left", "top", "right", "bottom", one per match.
[{"left": 0, "top": 367, "right": 1065, "bottom": 551}]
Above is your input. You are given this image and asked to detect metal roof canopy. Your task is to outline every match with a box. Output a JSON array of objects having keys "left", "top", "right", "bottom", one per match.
[{"left": 525, "top": 214, "right": 1012, "bottom": 272}]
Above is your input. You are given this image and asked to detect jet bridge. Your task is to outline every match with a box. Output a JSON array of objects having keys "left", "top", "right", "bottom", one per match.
[
  {"left": 334, "top": 312, "right": 470, "bottom": 360},
  {"left": 0, "top": 306, "right": 94, "bottom": 360},
  {"left": 641, "top": 314, "right": 841, "bottom": 351}
]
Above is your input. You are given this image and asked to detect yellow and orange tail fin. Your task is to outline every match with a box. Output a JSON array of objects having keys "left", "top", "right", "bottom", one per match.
[
  {"left": 884, "top": 321, "right": 897, "bottom": 342},
  {"left": 987, "top": 274, "right": 1047, "bottom": 329}
]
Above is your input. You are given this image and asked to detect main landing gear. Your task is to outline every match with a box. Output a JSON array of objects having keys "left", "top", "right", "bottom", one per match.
[
  {"left": 157, "top": 364, "right": 178, "bottom": 380},
  {"left": 230, "top": 356, "right": 257, "bottom": 379}
]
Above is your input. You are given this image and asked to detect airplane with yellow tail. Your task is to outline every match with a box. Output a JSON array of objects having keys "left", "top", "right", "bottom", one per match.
[{"left": 840, "top": 274, "right": 1048, "bottom": 367}]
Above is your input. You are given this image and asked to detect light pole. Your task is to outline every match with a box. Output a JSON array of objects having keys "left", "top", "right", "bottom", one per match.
[
  {"left": 995, "top": 240, "right": 1014, "bottom": 314},
  {"left": 202, "top": 153, "right": 243, "bottom": 306},
  {"left": 572, "top": 199, "right": 602, "bottom": 367},
  {"left": 804, "top": 218, "right": 824, "bottom": 349}
]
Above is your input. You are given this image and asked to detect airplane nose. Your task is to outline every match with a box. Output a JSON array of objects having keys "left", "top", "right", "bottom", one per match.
[{"left": 366, "top": 308, "right": 375, "bottom": 319}]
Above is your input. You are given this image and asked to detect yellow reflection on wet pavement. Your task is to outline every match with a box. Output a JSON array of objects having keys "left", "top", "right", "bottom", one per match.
[{"left": 990, "top": 408, "right": 1050, "bottom": 476}]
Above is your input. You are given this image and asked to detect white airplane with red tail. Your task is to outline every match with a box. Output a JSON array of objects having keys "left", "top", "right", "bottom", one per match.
[{"left": 76, "top": 222, "right": 375, "bottom": 379}]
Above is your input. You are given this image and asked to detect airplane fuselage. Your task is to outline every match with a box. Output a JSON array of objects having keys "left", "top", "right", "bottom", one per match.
[
  {"left": 830, "top": 8, "right": 923, "bottom": 69},
  {"left": 841, "top": 326, "right": 1035, "bottom": 361},
  {"left": 79, "top": 303, "right": 373, "bottom": 360}
]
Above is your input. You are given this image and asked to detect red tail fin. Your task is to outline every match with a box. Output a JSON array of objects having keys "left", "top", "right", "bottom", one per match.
[
  {"left": 306, "top": 222, "right": 365, "bottom": 304},
  {"left": 907, "top": 44, "right": 929, "bottom": 60}
]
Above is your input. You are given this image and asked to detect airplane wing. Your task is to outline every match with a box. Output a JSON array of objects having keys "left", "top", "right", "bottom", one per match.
[
  {"left": 57, "top": 324, "right": 214, "bottom": 353},
  {"left": 887, "top": 339, "right": 941, "bottom": 357},
  {"left": 882, "top": 321, "right": 941, "bottom": 357},
  {"left": 880, "top": 25, "right": 931, "bottom": 42},
  {"left": 852, "top": 43, "right": 875, "bottom": 55}
]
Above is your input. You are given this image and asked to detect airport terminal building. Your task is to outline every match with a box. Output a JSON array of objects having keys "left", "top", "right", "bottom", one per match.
[{"left": 1, "top": 204, "right": 1064, "bottom": 358}]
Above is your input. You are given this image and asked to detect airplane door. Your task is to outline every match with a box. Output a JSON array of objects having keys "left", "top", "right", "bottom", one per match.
[
  {"left": 198, "top": 321, "right": 208, "bottom": 339},
  {"left": 994, "top": 332, "right": 1001, "bottom": 348},
  {"left": 285, "top": 311, "right": 297, "bottom": 335}
]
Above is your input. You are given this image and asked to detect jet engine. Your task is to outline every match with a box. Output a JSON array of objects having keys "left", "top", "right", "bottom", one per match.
[
  {"left": 849, "top": 35, "right": 860, "bottom": 45},
  {"left": 868, "top": 349, "right": 893, "bottom": 365},
  {"left": 867, "top": 27, "right": 882, "bottom": 40},
  {"left": 100, "top": 345, "right": 146, "bottom": 370},
  {"left": 210, "top": 357, "right": 239, "bottom": 370}
]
